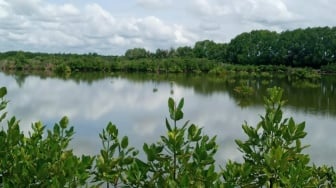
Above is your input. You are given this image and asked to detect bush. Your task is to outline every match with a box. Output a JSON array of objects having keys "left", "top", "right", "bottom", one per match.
[
  {"left": 55, "top": 63, "right": 71, "bottom": 75},
  {"left": 321, "top": 63, "right": 336, "bottom": 73},
  {"left": 0, "top": 87, "right": 93, "bottom": 187},
  {"left": 93, "top": 98, "right": 220, "bottom": 187}
]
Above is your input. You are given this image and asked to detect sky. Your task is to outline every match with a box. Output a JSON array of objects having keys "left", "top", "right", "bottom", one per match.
[{"left": 0, "top": 0, "right": 336, "bottom": 55}]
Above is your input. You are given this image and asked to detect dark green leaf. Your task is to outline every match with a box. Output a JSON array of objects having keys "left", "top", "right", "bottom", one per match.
[
  {"left": 168, "top": 97, "right": 175, "bottom": 112},
  {"left": 121, "top": 136, "right": 129, "bottom": 149},
  {"left": 177, "top": 98, "right": 184, "bottom": 110},
  {"left": 175, "top": 110, "right": 184, "bottom": 121},
  {"left": 165, "top": 118, "right": 172, "bottom": 131},
  {"left": 59, "top": 116, "right": 69, "bottom": 129},
  {"left": 0, "top": 87, "right": 7, "bottom": 98}
]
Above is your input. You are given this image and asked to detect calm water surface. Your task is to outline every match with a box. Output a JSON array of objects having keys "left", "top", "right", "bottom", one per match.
[{"left": 0, "top": 72, "right": 335, "bottom": 166}]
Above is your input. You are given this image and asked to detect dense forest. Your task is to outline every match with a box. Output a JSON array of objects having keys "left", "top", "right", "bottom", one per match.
[{"left": 1, "top": 26, "right": 336, "bottom": 74}]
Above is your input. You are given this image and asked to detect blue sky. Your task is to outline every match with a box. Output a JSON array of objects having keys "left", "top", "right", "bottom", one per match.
[{"left": 1, "top": 0, "right": 336, "bottom": 55}]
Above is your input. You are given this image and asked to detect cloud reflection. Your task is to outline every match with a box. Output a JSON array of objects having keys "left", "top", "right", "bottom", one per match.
[{"left": 0, "top": 72, "right": 335, "bottom": 167}]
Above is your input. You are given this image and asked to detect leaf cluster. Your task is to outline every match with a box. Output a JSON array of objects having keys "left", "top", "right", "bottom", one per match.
[
  {"left": 93, "top": 97, "right": 220, "bottom": 187},
  {"left": 0, "top": 97, "right": 93, "bottom": 187},
  {"left": 222, "top": 87, "right": 336, "bottom": 187}
]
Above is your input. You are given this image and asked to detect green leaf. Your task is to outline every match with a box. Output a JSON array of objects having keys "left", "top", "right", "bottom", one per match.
[
  {"left": 0, "top": 87, "right": 7, "bottom": 98},
  {"left": 144, "top": 146, "right": 155, "bottom": 162},
  {"left": 177, "top": 98, "right": 184, "bottom": 110},
  {"left": 168, "top": 97, "right": 175, "bottom": 112},
  {"left": 188, "top": 124, "right": 196, "bottom": 138},
  {"left": 121, "top": 136, "right": 129, "bottom": 149},
  {"left": 175, "top": 110, "right": 184, "bottom": 121},
  {"left": 242, "top": 124, "right": 255, "bottom": 138},
  {"left": 53, "top": 124, "right": 60, "bottom": 135},
  {"left": 235, "top": 139, "right": 252, "bottom": 154},
  {"left": 288, "top": 117, "right": 295, "bottom": 134},
  {"left": 110, "top": 143, "right": 119, "bottom": 152},
  {"left": 60, "top": 116, "right": 69, "bottom": 129},
  {"left": 100, "top": 150, "right": 108, "bottom": 160},
  {"left": 297, "top": 122, "right": 306, "bottom": 133},
  {"left": 274, "top": 107, "right": 283, "bottom": 124},
  {"left": 165, "top": 118, "right": 172, "bottom": 131},
  {"left": 0, "top": 112, "right": 7, "bottom": 122},
  {"left": 124, "top": 157, "right": 133, "bottom": 165},
  {"left": 161, "top": 135, "right": 169, "bottom": 145}
]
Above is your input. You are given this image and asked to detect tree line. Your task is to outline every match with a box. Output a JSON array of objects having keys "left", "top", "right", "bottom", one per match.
[
  {"left": 1, "top": 26, "right": 336, "bottom": 73},
  {"left": 124, "top": 27, "right": 336, "bottom": 68}
]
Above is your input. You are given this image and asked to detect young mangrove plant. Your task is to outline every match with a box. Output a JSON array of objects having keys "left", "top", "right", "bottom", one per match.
[
  {"left": 93, "top": 122, "right": 138, "bottom": 187},
  {"left": 222, "top": 87, "right": 336, "bottom": 187},
  {"left": 0, "top": 87, "right": 94, "bottom": 187},
  {"left": 93, "top": 97, "right": 220, "bottom": 187}
]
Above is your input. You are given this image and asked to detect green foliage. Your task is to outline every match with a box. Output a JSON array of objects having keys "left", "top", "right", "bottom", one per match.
[
  {"left": 139, "top": 97, "right": 219, "bottom": 187},
  {"left": 94, "top": 122, "right": 138, "bottom": 187},
  {"left": 222, "top": 87, "right": 335, "bottom": 187},
  {"left": 55, "top": 63, "right": 72, "bottom": 76},
  {"left": 233, "top": 85, "right": 254, "bottom": 97},
  {"left": 2, "top": 27, "right": 336, "bottom": 75},
  {"left": 1, "top": 85, "right": 336, "bottom": 187},
  {"left": 227, "top": 27, "right": 336, "bottom": 68},
  {"left": 124, "top": 48, "right": 150, "bottom": 60},
  {"left": 0, "top": 92, "right": 94, "bottom": 187},
  {"left": 321, "top": 63, "right": 336, "bottom": 73},
  {"left": 93, "top": 97, "right": 220, "bottom": 187}
]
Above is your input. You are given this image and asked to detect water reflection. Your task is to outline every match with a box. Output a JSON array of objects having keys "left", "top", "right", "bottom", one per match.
[{"left": 0, "top": 71, "right": 335, "bottom": 167}]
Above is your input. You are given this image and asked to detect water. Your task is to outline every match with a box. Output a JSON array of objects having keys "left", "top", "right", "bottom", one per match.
[{"left": 0, "top": 71, "right": 335, "bottom": 167}]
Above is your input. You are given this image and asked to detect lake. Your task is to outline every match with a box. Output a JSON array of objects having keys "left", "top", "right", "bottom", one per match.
[{"left": 0, "top": 71, "right": 335, "bottom": 167}]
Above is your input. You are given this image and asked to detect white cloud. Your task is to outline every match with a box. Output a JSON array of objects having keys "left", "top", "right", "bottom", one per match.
[
  {"left": 190, "top": 0, "right": 299, "bottom": 26},
  {"left": 0, "top": 0, "right": 9, "bottom": 18},
  {"left": 83, "top": 3, "right": 116, "bottom": 37},
  {"left": 108, "top": 35, "right": 127, "bottom": 45},
  {"left": 6, "top": 0, "right": 41, "bottom": 16},
  {"left": 192, "top": 0, "right": 232, "bottom": 17},
  {"left": 138, "top": 16, "right": 174, "bottom": 40},
  {"left": 0, "top": 0, "right": 335, "bottom": 54},
  {"left": 237, "top": 0, "right": 299, "bottom": 24},
  {"left": 136, "top": 0, "right": 172, "bottom": 9},
  {"left": 174, "top": 24, "right": 198, "bottom": 44},
  {"left": 0, "top": 0, "right": 198, "bottom": 54}
]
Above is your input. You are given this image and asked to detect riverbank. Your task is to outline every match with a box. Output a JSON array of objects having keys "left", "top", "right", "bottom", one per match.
[{"left": 0, "top": 51, "right": 329, "bottom": 81}]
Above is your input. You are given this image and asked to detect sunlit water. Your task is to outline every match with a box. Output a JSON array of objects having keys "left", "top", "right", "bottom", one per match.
[{"left": 0, "top": 72, "right": 335, "bottom": 167}]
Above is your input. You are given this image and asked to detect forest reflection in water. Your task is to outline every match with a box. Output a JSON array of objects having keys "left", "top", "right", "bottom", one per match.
[{"left": 0, "top": 71, "right": 335, "bottom": 166}]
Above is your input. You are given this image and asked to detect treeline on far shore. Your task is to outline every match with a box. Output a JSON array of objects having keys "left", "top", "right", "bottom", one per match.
[{"left": 1, "top": 26, "right": 336, "bottom": 74}]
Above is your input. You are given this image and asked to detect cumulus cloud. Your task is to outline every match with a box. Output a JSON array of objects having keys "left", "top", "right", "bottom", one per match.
[
  {"left": 191, "top": 0, "right": 232, "bottom": 17},
  {"left": 237, "top": 0, "right": 300, "bottom": 25},
  {"left": 0, "top": 0, "right": 197, "bottom": 54},
  {"left": 189, "top": 0, "right": 300, "bottom": 27},
  {"left": 0, "top": 0, "right": 9, "bottom": 18},
  {"left": 0, "top": 0, "right": 335, "bottom": 54}
]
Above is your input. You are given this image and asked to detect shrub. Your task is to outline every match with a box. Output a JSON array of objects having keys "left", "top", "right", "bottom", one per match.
[
  {"left": 222, "top": 87, "right": 336, "bottom": 187},
  {"left": 93, "top": 98, "right": 220, "bottom": 187},
  {"left": 0, "top": 87, "right": 93, "bottom": 187}
]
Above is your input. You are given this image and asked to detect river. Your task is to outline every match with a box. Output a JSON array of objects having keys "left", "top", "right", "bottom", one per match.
[{"left": 0, "top": 71, "right": 335, "bottom": 167}]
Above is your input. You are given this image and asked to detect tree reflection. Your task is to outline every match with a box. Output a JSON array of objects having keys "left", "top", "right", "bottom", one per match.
[{"left": 2, "top": 71, "right": 336, "bottom": 116}]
